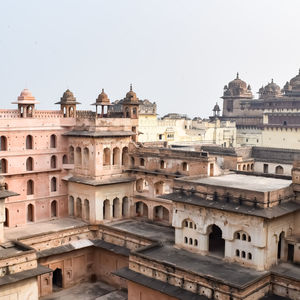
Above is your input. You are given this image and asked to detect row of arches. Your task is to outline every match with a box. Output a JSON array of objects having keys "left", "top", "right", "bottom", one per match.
[
  {"left": 136, "top": 157, "right": 189, "bottom": 172},
  {"left": 135, "top": 201, "right": 170, "bottom": 222},
  {"left": 0, "top": 134, "right": 57, "bottom": 151},
  {"left": 26, "top": 177, "right": 57, "bottom": 195},
  {"left": 135, "top": 178, "right": 172, "bottom": 196},
  {"left": 0, "top": 156, "right": 59, "bottom": 174},
  {"left": 69, "top": 146, "right": 129, "bottom": 167},
  {"left": 238, "top": 163, "right": 254, "bottom": 171},
  {"left": 181, "top": 221, "right": 254, "bottom": 259},
  {"left": 68, "top": 196, "right": 130, "bottom": 221},
  {"left": 4, "top": 201, "right": 58, "bottom": 226}
]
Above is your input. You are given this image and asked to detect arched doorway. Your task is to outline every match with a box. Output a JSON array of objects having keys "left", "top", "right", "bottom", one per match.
[
  {"left": 153, "top": 206, "right": 169, "bottom": 222},
  {"left": 122, "top": 197, "right": 129, "bottom": 217},
  {"left": 69, "top": 196, "right": 74, "bottom": 216},
  {"left": 52, "top": 268, "right": 63, "bottom": 289},
  {"left": 113, "top": 198, "right": 120, "bottom": 218},
  {"left": 76, "top": 198, "right": 82, "bottom": 218},
  {"left": 277, "top": 231, "right": 285, "bottom": 260},
  {"left": 4, "top": 208, "right": 8, "bottom": 227},
  {"left": 103, "top": 199, "right": 110, "bottom": 220},
  {"left": 84, "top": 199, "right": 90, "bottom": 221},
  {"left": 27, "top": 204, "right": 34, "bottom": 222},
  {"left": 51, "top": 200, "right": 57, "bottom": 217},
  {"left": 208, "top": 224, "right": 225, "bottom": 257},
  {"left": 135, "top": 201, "right": 148, "bottom": 218}
]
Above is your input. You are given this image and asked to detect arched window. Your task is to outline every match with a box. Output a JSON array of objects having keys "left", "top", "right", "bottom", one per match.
[
  {"left": 122, "top": 147, "right": 129, "bottom": 166},
  {"left": 26, "top": 157, "right": 33, "bottom": 171},
  {"left": 189, "top": 238, "right": 193, "bottom": 245},
  {"left": 75, "top": 147, "right": 82, "bottom": 165},
  {"left": 27, "top": 204, "right": 34, "bottom": 222},
  {"left": 131, "top": 156, "right": 135, "bottom": 167},
  {"left": 51, "top": 200, "right": 57, "bottom": 217},
  {"left": 194, "top": 239, "right": 198, "bottom": 246},
  {"left": 84, "top": 199, "right": 90, "bottom": 221},
  {"left": 248, "top": 253, "right": 252, "bottom": 260},
  {"left": 69, "top": 196, "right": 74, "bottom": 216},
  {"left": 241, "top": 251, "right": 246, "bottom": 258},
  {"left": 50, "top": 134, "right": 56, "bottom": 148},
  {"left": 136, "top": 178, "right": 145, "bottom": 193},
  {"left": 235, "top": 231, "right": 251, "bottom": 242},
  {"left": 51, "top": 177, "right": 57, "bottom": 192},
  {"left": 50, "top": 155, "right": 57, "bottom": 169},
  {"left": 0, "top": 136, "right": 7, "bottom": 151},
  {"left": 113, "top": 147, "right": 120, "bottom": 165},
  {"left": 0, "top": 159, "right": 7, "bottom": 173},
  {"left": 113, "top": 198, "right": 120, "bottom": 218},
  {"left": 83, "top": 147, "right": 89, "bottom": 167},
  {"left": 154, "top": 181, "right": 164, "bottom": 195},
  {"left": 62, "top": 155, "right": 68, "bottom": 164},
  {"left": 27, "top": 180, "right": 34, "bottom": 195},
  {"left": 69, "top": 146, "right": 74, "bottom": 164},
  {"left": 103, "top": 148, "right": 111, "bottom": 166},
  {"left": 184, "top": 237, "right": 188, "bottom": 244},
  {"left": 160, "top": 160, "right": 166, "bottom": 169},
  {"left": 122, "top": 197, "right": 129, "bottom": 217},
  {"left": 236, "top": 249, "right": 240, "bottom": 257},
  {"left": 275, "top": 165, "right": 284, "bottom": 175},
  {"left": 26, "top": 135, "right": 33, "bottom": 149},
  {"left": 140, "top": 158, "right": 145, "bottom": 167},
  {"left": 76, "top": 198, "right": 82, "bottom": 218},
  {"left": 182, "top": 162, "right": 188, "bottom": 171},
  {"left": 103, "top": 199, "right": 110, "bottom": 220},
  {"left": 4, "top": 208, "right": 8, "bottom": 227}
]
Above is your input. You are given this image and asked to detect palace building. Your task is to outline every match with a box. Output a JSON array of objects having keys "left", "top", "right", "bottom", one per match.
[{"left": 0, "top": 82, "right": 298, "bottom": 300}]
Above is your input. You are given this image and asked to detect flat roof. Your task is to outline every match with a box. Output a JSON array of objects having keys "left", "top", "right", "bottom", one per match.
[
  {"left": 160, "top": 193, "right": 300, "bottom": 219},
  {"left": 115, "top": 267, "right": 207, "bottom": 300},
  {"left": 4, "top": 217, "right": 87, "bottom": 241},
  {"left": 63, "top": 130, "right": 134, "bottom": 138},
  {"left": 138, "top": 245, "right": 268, "bottom": 289},
  {"left": 109, "top": 220, "right": 174, "bottom": 243},
  {"left": 178, "top": 174, "right": 291, "bottom": 192},
  {"left": 67, "top": 176, "right": 136, "bottom": 186}
]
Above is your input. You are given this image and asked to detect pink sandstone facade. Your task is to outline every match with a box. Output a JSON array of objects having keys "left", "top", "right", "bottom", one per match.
[{"left": 0, "top": 83, "right": 298, "bottom": 300}]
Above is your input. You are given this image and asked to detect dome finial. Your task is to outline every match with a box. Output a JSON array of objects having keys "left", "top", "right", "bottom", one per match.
[
  {"left": 236, "top": 72, "right": 239, "bottom": 79},
  {"left": 130, "top": 83, "right": 133, "bottom": 91},
  {"left": 102, "top": 88, "right": 104, "bottom": 92},
  {"left": 271, "top": 78, "right": 274, "bottom": 83}
]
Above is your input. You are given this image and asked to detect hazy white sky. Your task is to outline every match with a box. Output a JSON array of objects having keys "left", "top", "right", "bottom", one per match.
[{"left": 0, "top": 0, "right": 300, "bottom": 118}]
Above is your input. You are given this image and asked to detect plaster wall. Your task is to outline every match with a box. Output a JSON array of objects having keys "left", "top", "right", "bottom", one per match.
[
  {"left": 0, "top": 277, "right": 38, "bottom": 300},
  {"left": 262, "top": 127, "right": 300, "bottom": 149}
]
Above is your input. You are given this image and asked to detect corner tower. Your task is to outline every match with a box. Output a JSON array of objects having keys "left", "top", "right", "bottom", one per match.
[
  {"left": 221, "top": 73, "right": 253, "bottom": 117},
  {"left": 56, "top": 89, "right": 80, "bottom": 117},
  {"left": 12, "top": 89, "right": 39, "bottom": 118}
]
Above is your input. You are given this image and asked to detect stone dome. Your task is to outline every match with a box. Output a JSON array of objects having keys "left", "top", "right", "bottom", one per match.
[
  {"left": 18, "top": 88, "right": 36, "bottom": 101},
  {"left": 228, "top": 73, "right": 247, "bottom": 90},
  {"left": 60, "top": 89, "right": 76, "bottom": 103},
  {"left": 96, "top": 89, "right": 110, "bottom": 104},
  {"left": 125, "top": 84, "right": 138, "bottom": 101},
  {"left": 259, "top": 79, "right": 281, "bottom": 99},
  {"left": 223, "top": 73, "right": 253, "bottom": 99},
  {"left": 284, "top": 69, "right": 300, "bottom": 96},
  {"left": 290, "top": 69, "right": 300, "bottom": 89}
]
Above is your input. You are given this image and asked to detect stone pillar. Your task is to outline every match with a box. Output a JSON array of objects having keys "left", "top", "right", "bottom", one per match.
[{"left": 199, "top": 233, "right": 209, "bottom": 253}]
